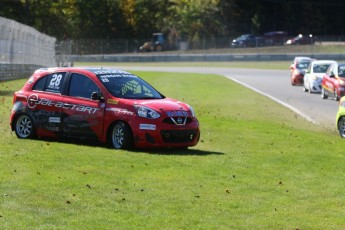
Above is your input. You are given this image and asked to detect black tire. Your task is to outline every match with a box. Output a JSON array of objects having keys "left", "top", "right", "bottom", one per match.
[
  {"left": 321, "top": 87, "right": 328, "bottom": 99},
  {"left": 155, "top": 45, "right": 162, "bottom": 52},
  {"left": 109, "top": 121, "right": 133, "bottom": 149},
  {"left": 338, "top": 117, "right": 345, "bottom": 138},
  {"left": 14, "top": 114, "right": 36, "bottom": 139},
  {"left": 303, "top": 86, "right": 308, "bottom": 92},
  {"left": 334, "top": 89, "right": 340, "bottom": 101}
]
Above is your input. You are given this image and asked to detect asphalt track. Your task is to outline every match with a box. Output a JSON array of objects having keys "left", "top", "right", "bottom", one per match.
[{"left": 116, "top": 66, "right": 338, "bottom": 130}]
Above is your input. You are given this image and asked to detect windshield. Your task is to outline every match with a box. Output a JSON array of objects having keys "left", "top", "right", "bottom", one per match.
[
  {"left": 313, "top": 64, "right": 331, "bottom": 73},
  {"left": 338, "top": 65, "right": 345, "bottom": 78},
  {"left": 97, "top": 73, "right": 164, "bottom": 99},
  {"left": 296, "top": 61, "right": 311, "bottom": 70},
  {"left": 237, "top": 34, "right": 250, "bottom": 40}
]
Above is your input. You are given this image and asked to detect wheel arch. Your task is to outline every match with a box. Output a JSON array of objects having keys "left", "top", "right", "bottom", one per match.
[
  {"left": 337, "top": 115, "right": 345, "bottom": 129},
  {"left": 105, "top": 119, "right": 134, "bottom": 146},
  {"left": 12, "top": 112, "right": 37, "bottom": 139}
]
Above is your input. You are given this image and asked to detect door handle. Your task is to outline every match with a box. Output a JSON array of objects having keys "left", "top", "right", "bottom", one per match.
[{"left": 63, "top": 103, "right": 73, "bottom": 108}]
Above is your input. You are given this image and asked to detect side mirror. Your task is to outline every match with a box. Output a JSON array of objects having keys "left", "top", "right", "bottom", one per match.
[{"left": 91, "top": 92, "right": 104, "bottom": 101}]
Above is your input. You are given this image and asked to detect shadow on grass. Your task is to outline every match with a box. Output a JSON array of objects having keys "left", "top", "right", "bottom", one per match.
[
  {"left": 34, "top": 137, "right": 224, "bottom": 156},
  {"left": 133, "top": 148, "right": 224, "bottom": 156}
]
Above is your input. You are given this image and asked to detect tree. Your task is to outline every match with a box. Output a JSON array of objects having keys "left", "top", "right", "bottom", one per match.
[{"left": 167, "top": 0, "right": 222, "bottom": 44}]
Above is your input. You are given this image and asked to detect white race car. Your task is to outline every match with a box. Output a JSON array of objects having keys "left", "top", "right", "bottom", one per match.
[{"left": 303, "top": 60, "right": 337, "bottom": 93}]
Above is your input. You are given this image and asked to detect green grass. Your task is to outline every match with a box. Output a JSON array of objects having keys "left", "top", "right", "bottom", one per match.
[{"left": 1, "top": 71, "right": 345, "bottom": 229}]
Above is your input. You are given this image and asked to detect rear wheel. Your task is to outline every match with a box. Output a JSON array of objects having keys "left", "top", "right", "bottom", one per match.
[
  {"left": 14, "top": 114, "right": 36, "bottom": 139},
  {"left": 110, "top": 121, "right": 133, "bottom": 149},
  {"left": 338, "top": 117, "right": 345, "bottom": 138},
  {"left": 321, "top": 87, "right": 328, "bottom": 99}
]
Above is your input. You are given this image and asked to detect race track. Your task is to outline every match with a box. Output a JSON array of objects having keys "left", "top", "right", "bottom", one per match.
[{"left": 116, "top": 66, "right": 338, "bottom": 130}]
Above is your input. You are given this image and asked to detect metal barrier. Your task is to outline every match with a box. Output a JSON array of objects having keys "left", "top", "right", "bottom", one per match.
[
  {"left": 57, "top": 53, "right": 345, "bottom": 63},
  {"left": 0, "top": 17, "right": 56, "bottom": 81},
  {"left": 0, "top": 64, "right": 41, "bottom": 81}
]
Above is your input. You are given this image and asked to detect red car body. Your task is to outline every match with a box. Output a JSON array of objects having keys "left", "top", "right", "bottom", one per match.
[
  {"left": 10, "top": 67, "right": 200, "bottom": 149},
  {"left": 290, "top": 56, "right": 314, "bottom": 85},
  {"left": 321, "top": 63, "right": 345, "bottom": 101}
]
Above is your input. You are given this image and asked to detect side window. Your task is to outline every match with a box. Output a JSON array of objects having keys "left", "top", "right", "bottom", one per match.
[
  {"left": 32, "top": 76, "right": 47, "bottom": 91},
  {"left": 32, "top": 72, "right": 66, "bottom": 93},
  {"left": 69, "top": 73, "right": 100, "bottom": 99}
]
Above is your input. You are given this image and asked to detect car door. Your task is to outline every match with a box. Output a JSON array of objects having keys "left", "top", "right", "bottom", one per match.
[
  {"left": 61, "top": 72, "right": 105, "bottom": 140},
  {"left": 323, "top": 64, "right": 336, "bottom": 94},
  {"left": 30, "top": 72, "right": 67, "bottom": 136},
  {"left": 304, "top": 63, "right": 312, "bottom": 89}
]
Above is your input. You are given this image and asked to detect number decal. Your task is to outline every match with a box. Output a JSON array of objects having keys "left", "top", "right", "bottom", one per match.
[{"left": 49, "top": 74, "right": 63, "bottom": 87}]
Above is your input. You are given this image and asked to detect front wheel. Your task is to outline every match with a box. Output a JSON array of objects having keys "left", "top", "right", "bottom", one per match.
[
  {"left": 14, "top": 114, "right": 36, "bottom": 139},
  {"left": 109, "top": 121, "right": 133, "bottom": 149},
  {"left": 334, "top": 89, "right": 340, "bottom": 101},
  {"left": 338, "top": 117, "right": 345, "bottom": 138}
]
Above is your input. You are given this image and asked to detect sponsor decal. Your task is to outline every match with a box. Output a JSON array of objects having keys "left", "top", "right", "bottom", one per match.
[
  {"left": 166, "top": 110, "right": 189, "bottom": 117},
  {"left": 27, "top": 94, "right": 100, "bottom": 114},
  {"left": 107, "top": 99, "right": 119, "bottom": 105},
  {"left": 139, "top": 124, "right": 156, "bottom": 130},
  {"left": 106, "top": 107, "right": 134, "bottom": 115},
  {"left": 49, "top": 117, "right": 61, "bottom": 123}
]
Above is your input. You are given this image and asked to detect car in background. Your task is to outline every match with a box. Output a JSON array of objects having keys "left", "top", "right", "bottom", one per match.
[
  {"left": 303, "top": 60, "right": 336, "bottom": 93},
  {"left": 336, "top": 96, "right": 345, "bottom": 137},
  {"left": 290, "top": 56, "right": 314, "bottom": 85},
  {"left": 231, "top": 34, "right": 264, "bottom": 48},
  {"left": 263, "top": 31, "right": 288, "bottom": 46},
  {"left": 285, "top": 34, "right": 315, "bottom": 45},
  {"left": 321, "top": 63, "right": 345, "bottom": 101},
  {"left": 10, "top": 67, "right": 200, "bottom": 149}
]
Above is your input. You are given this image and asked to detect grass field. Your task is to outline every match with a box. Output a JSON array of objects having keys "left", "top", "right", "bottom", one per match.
[{"left": 1, "top": 70, "right": 345, "bottom": 229}]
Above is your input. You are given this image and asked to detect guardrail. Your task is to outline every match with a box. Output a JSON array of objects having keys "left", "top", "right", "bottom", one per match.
[
  {"left": 58, "top": 53, "right": 345, "bottom": 63},
  {"left": 0, "top": 64, "right": 42, "bottom": 81}
]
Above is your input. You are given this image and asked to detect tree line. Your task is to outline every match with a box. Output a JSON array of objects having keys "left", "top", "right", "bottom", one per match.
[{"left": 1, "top": 0, "right": 345, "bottom": 41}]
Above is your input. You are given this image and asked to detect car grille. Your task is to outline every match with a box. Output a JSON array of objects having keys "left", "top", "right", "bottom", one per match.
[
  {"left": 160, "top": 129, "right": 199, "bottom": 143},
  {"left": 162, "top": 117, "right": 193, "bottom": 125}
]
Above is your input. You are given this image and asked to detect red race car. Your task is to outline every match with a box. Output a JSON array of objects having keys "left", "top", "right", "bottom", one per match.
[
  {"left": 10, "top": 67, "right": 200, "bottom": 149},
  {"left": 290, "top": 56, "right": 314, "bottom": 85},
  {"left": 321, "top": 62, "right": 345, "bottom": 101}
]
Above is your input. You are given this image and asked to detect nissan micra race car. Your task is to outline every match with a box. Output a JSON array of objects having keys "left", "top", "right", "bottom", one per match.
[
  {"left": 336, "top": 96, "right": 345, "bottom": 138},
  {"left": 10, "top": 67, "right": 200, "bottom": 149}
]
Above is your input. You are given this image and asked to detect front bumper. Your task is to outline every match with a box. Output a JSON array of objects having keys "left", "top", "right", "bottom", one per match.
[{"left": 130, "top": 118, "right": 200, "bottom": 148}]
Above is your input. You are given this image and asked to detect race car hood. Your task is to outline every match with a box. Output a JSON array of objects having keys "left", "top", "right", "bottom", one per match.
[{"left": 136, "top": 98, "right": 190, "bottom": 112}]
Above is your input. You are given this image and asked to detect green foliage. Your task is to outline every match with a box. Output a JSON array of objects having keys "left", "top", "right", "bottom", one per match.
[
  {"left": 2, "top": 0, "right": 344, "bottom": 41},
  {"left": 167, "top": 0, "right": 222, "bottom": 40},
  {"left": 2, "top": 70, "right": 345, "bottom": 228}
]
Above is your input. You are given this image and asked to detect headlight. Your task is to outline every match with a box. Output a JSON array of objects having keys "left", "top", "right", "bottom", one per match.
[
  {"left": 188, "top": 105, "right": 196, "bottom": 117},
  {"left": 134, "top": 105, "right": 160, "bottom": 119},
  {"left": 294, "top": 69, "right": 302, "bottom": 75},
  {"left": 340, "top": 79, "right": 345, "bottom": 85},
  {"left": 286, "top": 40, "right": 292, "bottom": 45}
]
